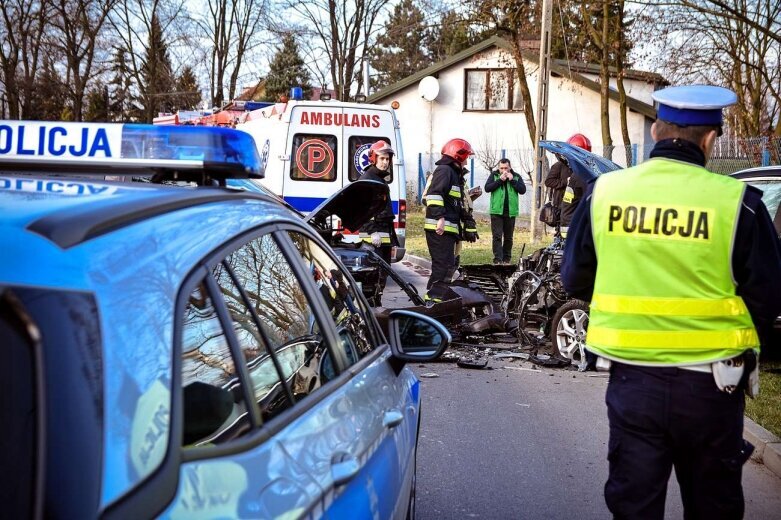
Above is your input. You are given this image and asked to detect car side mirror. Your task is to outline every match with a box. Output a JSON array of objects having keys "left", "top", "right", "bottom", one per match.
[{"left": 387, "top": 310, "right": 450, "bottom": 362}]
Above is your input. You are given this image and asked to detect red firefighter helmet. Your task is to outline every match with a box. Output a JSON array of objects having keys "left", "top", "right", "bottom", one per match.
[
  {"left": 368, "top": 140, "right": 395, "bottom": 164},
  {"left": 441, "top": 138, "right": 474, "bottom": 164},
  {"left": 567, "top": 133, "right": 592, "bottom": 152}
]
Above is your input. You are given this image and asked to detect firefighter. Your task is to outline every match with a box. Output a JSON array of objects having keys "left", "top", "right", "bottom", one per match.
[
  {"left": 545, "top": 133, "right": 590, "bottom": 234},
  {"left": 423, "top": 138, "right": 474, "bottom": 302},
  {"left": 561, "top": 85, "right": 781, "bottom": 519},
  {"left": 358, "top": 140, "right": 399, "bottom": 300}
]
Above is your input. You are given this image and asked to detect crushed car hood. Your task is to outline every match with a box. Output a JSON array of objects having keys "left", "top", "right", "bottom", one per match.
[
  {"left": 307, "top": 179, "right": 388, "bottom": 231},
  {"left": 539, "top": 141, "right": 621, "bottom": 183}
]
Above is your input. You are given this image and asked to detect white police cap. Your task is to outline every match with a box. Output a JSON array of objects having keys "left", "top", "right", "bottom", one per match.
[{"left": 652, "top": 85, "right": 737, "bottom": 127}]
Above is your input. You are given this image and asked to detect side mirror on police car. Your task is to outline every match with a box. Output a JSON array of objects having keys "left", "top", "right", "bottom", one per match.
[{"left": 387, "top": 310, "right": 450, "bottom": 362}]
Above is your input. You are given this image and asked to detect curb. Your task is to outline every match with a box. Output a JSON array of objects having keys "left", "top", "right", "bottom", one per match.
[
  {"left": 744, "top": 417, "right": 781, "bottom": 479},
  {"left": 404, "top": 254, "right": 431, "bottom": 270},
  {"left": 401, "top": 255, "right": 781, "bottom": 480}
]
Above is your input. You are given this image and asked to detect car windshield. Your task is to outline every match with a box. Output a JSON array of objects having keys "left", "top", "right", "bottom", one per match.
[{"left": 747, "top": 179, "right": 781, "bottom": 220}]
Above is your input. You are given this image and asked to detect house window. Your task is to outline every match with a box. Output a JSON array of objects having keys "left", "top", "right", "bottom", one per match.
[{"left": 464, "top": 69, "right": 524, "bottom": 112}]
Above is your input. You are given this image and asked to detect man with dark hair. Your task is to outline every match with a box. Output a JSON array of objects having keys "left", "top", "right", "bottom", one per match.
[
  {"left": 484, "top": 158, "right": 526, "bottom": 264},
  {"left": 562, "top": 85, "right": 781, "bottom": 519}
]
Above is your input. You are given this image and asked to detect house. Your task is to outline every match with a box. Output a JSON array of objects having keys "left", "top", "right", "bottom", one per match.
[{"left": 368, "top": 35, "right": 665, "bottom": 215}]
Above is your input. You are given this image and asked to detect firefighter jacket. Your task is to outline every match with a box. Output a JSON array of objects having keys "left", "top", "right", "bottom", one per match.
[
  {"left": 586, "top": 158, "right": 759, "bottom": 366},
  {"left": 357, "top": 166, "right": 399, "bottom": 246},
  {"left": 423, "top": 156, "right": 463, "bottom": 236}
]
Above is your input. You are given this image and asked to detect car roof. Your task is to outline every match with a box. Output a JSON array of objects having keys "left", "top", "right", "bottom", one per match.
[{"left": 729, "top": 165, "right": 781, "bottom": 179}]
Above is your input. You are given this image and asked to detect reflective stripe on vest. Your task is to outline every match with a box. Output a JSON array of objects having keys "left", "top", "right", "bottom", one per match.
[
  {"left": 587, "top": 158, "right": 759, "bottom": 364},
  {"left": 359, "top": 231, "right": 392, "bottom": 244}
]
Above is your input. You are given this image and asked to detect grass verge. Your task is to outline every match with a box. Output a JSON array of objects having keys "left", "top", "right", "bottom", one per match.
[
  {"left": 404, "top": 207, "right": 552, "bottom": 264},
  {"left": 745, "top": 361, "right": 781, "bottom": 438}
]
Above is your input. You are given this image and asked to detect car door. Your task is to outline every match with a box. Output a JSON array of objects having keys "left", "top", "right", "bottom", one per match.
[
  {"left": 283, "top": 228, "right": 419, "bottom": 519},
  {"left": 159, "top": 224, "right": 417, "bottom": 519}
]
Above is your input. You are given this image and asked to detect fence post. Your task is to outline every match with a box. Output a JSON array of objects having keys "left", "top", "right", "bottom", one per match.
[
  {"left": 418, "top": 153, "right": 423, "bottom": 203},
  {"left": 631, "top": 143, "right": 638, "bottom": 166},
  {"left": 761, "top": 137, "right": 770, "bottom": 167},
  {"left": 470, "top": 157, "right": 475, "bottom": 187}
]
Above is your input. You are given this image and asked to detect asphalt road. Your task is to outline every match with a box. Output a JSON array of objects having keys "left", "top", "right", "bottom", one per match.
[{"left": 384, "top": 261, "right": 781, "bottom": 520}]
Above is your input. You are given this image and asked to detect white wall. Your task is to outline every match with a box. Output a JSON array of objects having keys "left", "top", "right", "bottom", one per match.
[{"left": 383, "top": 46, "right": 653, "bottom": 215}]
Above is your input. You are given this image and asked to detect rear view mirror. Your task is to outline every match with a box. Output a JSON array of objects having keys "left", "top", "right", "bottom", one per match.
[{"left": 387, "top": 310, "right": 450, "bottom": 362}]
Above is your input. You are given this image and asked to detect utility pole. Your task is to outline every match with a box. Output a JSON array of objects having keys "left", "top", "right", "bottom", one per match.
[{"left": 531, "top": 0, "right": 554, "bottom": 243}]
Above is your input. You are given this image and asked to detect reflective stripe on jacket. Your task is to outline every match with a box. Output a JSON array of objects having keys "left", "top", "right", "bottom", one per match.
[
  {"left": 587, "top": 158, "right": 759, "bottom": 365},
  {"left": 423, "top": 157, "right": 463, "bottom": 236}
]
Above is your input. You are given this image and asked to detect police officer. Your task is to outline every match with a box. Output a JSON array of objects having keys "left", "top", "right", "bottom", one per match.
[
  {"left": 561, "top": 85, "right": 781, "bottom": 519},
  {"left": 358, "top": 140, "right": 399, "bottom": 301},
  {"left": 423, "top": 138, "right": 474, "bottom": 302}
]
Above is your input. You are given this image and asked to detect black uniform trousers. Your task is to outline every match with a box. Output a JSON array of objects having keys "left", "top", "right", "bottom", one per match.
[
  {"left": 490, "top": 215, "right": 515, "bottom": 263},
  {"left": 425, "top": 231, "right": 458, "bottom": 295},
  {"left": 606, "top": 362, "right": 751, "bottom": 520}
]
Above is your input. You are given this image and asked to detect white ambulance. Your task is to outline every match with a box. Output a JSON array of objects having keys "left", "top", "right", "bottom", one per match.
[{"left": 237, "top": 99, "right": 407, "bottom": 261}]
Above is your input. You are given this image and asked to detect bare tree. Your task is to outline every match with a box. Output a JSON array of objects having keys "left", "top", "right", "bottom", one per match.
[
  {"left": 0, "top": 0, "right": 50, "bottom": 119},
  {"left": 197, "top": 0, "right": 267, "bottom": 107},
  {"left": 108, "top": 0, "right": 190, "bottom": 120},
  {"left": 637, "top": 0, "right": 781, "bottom": 136},
  {"left": 50, "top": 0, "right": 117, "bottom": 121},
  {"left": 280, "top": 0, "right": 390, "bottom": 101}
]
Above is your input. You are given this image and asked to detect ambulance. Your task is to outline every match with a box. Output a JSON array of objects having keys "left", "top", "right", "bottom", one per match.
[{"left": 236, "top": 96, "right": 407, "bottom": 261}]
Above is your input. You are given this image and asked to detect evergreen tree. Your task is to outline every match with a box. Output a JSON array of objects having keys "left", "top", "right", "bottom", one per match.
[
  {"left": 109, "top": 47, "right": 139, "bottom": 122},
  {"left": 29, "top": 57, "right": 70, "bottom": 121},
  {"left": 370, "top": 0, "right": 430, "bottom": 90},
  {"left": 264, "top": 34, "right": 312, "bottom": 102},
  {"left": 427, "top": 10, "right": 479, "bottom": 63},
  {"left": 140, "top": 15, "right": 175, "bottom": 122},
  {"left": 84, "top": 83, "right": 110, "bottom": 122},
  {"left": 175, "top": 66, "right": 202, "bottom": 110}
]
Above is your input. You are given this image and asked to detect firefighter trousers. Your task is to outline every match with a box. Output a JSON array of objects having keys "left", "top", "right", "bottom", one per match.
[{"left": 425, "top": 231, "right": 458, "bottom": 292}]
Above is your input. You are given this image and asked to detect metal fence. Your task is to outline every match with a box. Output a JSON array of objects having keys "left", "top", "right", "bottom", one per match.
[{"left": 412, "top": 136, "right": 781, "bottom": 216}]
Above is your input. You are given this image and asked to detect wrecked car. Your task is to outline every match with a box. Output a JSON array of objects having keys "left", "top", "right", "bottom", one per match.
[{"left": 461, "top": 142, "right": 621, "bottom": 364}]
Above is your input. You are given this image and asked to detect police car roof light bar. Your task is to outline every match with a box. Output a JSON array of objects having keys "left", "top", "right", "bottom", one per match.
[{"left": 0, "top": 121, "right": 264, "bottom": 181}]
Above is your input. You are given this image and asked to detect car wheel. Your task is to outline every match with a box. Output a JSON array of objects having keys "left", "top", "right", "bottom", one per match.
[{"left": 550, "top": 299, "right": 589, "bottom": 362}]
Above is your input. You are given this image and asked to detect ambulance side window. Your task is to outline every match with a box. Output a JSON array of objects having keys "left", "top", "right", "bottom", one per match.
[
  {"left": 348, "top": 135, "right": 394, "bottom": 182},
  {"left": 290, "top": 134, "right": 338, "bottom": 182}
]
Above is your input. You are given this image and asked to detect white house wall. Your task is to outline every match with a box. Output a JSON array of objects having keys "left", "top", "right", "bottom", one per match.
[{"left": 382, "top": 46, "right": 652, "bottom": 216}]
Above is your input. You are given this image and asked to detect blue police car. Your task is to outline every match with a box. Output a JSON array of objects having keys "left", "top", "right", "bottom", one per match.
[{"left": 0, "top": 121, "right": 449, "bottom": 519}]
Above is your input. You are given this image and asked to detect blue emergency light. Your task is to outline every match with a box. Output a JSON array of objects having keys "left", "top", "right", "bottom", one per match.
[{"left": 0, "top": 121, "right": 263, "bottom": 179}]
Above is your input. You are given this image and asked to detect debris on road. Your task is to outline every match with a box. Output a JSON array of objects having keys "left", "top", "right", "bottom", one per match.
[
  {"left": 456, "top": 356, "right": 489, "bottom": 369},
  {"left": 420, "top": 372, "right": 440, "bottom": 378}
]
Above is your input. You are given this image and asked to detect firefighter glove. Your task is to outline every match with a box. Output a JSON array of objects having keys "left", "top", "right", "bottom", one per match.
[{"left": 371, "top": 232, "right": 382, "bottom": 247}]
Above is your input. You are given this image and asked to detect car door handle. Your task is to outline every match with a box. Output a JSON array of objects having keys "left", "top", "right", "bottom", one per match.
[
  {"left": 383, "top": 409, "right": 404, "bottom": 428},
  {"left": 331, "top": 452, "right": 360, "bottom": 486}
]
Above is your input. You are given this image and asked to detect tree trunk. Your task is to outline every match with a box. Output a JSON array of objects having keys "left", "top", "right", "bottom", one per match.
[
  {"left": 600, "top": 0, "right": 613, "bottom": 160},
  {"left": 615, "top": 0, "right": 631, "bottom": 165}
]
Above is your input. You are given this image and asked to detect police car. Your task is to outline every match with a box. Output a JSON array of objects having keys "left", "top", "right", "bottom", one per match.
[{"left": 0, "top": 121, "right": 449, "bottom": 519}]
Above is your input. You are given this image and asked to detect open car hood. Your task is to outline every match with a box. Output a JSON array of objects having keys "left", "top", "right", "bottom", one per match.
[
  {"left": 539, "top": 141, "right": 621, "bottom": 183},
  {"left": 307, "top": 179, "right": 388, "bottom": 232}
]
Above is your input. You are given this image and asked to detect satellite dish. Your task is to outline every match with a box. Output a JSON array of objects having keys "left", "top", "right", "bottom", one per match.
[{"left": 418, "top": 76, "right": 440, "bottom": 102}]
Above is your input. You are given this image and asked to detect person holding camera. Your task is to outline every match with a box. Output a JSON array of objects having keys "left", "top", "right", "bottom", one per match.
[{"left": 484, "top": 158, "right": 526, "bottom": 264}]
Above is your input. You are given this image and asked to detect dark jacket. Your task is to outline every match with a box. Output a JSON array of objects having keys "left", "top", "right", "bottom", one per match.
[
  {"left": 424, "top": 156, "right": 463, "bottom": 235},
  {"left": 545, "top": 161, "right": 585, "bottom": 226},
  {"left": 561, "top": 139, "right": 781, "bottom": 348},
  {"left": 358, "top": 165, "right": 398, "bottom": 246},
  {"left": 485, "top": 168, "right": 526, "bottom": 217}
]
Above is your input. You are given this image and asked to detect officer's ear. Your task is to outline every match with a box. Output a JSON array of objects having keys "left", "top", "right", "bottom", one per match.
[
  {"left": 701, "top": 129, "right": 718, "bottom": 159},
  {"left": 651, "top": 120, "right": 660, "bottom": 142}
]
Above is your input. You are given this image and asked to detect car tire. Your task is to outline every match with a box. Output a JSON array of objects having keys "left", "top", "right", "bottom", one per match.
[{"left": 550, "top": 299, "right": 589, "bottom": 362}]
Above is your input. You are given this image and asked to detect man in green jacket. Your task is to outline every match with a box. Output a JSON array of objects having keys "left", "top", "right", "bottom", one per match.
[{"left": 484, "top": 158, "right": 526, "bottom": 264}]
